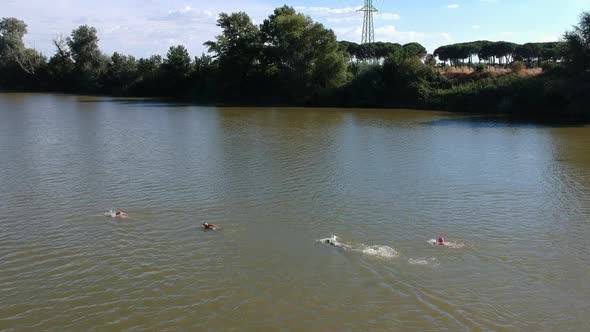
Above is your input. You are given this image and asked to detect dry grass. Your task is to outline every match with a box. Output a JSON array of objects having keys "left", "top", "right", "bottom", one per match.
[{"left": 437, "top": 66, "right": 543, "bottom": 80}]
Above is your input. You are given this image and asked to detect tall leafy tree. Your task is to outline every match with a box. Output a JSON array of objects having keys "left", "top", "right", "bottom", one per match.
[
  {"left": 161, "top": 45, "right": 192, "bottom": 96},
  {"left": 260, "top": 6, "right": 347, "bottom": 100},
  {"left": 133, "top": 55, "right": 162, "bottom": 95},
  {"left": 103, "top": 52, "right": 138, "bottom": 95},
  {"left": 68, "top": 26, "right": 100, "bottom": 66},
  {"left": 0, "top": 18, "right": 27, "bottom": 67},
  {"left": 0, "top": 17, "right": 45, "bottom": 79},
  {"left": 564, "top": 12, "right": 590, "bottom": 72},
  {"left": 205, "top": 12, "right": 260, "bottom": 72},
  {"left": 66, "top": 25, "right": 107, "bottom": 92},
  {"left": 163, "top": 45, "right": 191, "bottom": 75},
  {"left": 47, "top": 37, "right": 74, "bottom": 91},
  {"left": 204, "top": 12, "right": 261, "bottom": 99},
  {"left": 402, "top": 42, "right": 427, "bottom": 60}
]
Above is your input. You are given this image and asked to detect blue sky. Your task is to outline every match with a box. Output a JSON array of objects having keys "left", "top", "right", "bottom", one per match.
[{"left": 4, "top": 0, "right": 590, "bottom": 58}]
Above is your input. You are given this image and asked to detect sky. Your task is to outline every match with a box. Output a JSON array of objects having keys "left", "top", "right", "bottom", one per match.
[{"left": 3, "top": 0, "right": 590, "bottom": 58}]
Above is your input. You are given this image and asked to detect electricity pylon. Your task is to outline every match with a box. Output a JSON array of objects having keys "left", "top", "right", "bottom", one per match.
[{"left": 358, "top": 0, "right": 377, "bottom": 44}]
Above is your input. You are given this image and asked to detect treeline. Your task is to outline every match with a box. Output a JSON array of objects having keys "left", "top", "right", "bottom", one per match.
[
  {"left": 434, "top": 41, "right": 564, "bottom": 67},
  {"left": 338, "top": 41, "right": 427, "bottom": 62},
  {"left": 1, "top": 7, "right": 589, "bottom": 119},
  {"left": 1, "top": 7, "right": 350, "bottom": 103}
]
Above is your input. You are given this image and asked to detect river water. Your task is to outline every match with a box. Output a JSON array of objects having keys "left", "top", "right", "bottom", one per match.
[{"left": 1, "top": 93, "right": 589, "bottom": 331}]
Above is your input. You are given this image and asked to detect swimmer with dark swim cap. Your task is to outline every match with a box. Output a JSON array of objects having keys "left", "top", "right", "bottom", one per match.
[
  {"left": 104, "top": 210, "right": 127, "bottom": 218},
  {"left": 437, "top": 236, "right": 446, "bottom": 245},
  {"left": 203, "top": 222, "right": 218, "bottom": 230}
]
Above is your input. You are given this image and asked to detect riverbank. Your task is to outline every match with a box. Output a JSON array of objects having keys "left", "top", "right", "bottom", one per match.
[
  {"left": 3, "top": 74, "right": 588, "bottom": 125},
  {"left": 2, "top": 9, "right": 590, "bottom": 122}
]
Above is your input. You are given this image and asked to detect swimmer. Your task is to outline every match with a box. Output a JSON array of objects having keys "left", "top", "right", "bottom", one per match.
[
  {"left": 115, "top": 211, "right": 127, "bottom": 218},
  {"left": 203, "top": 222, "right": 218, "bottom": 230},
  {"left": 429, "top": 236, "right": 464, "bottom": 248},
  {"left": 325, "top": 238, "right": 336, "bottom": 246},
  {"left": 322, "top": 236, "right": 342, "bottom": 248},
  {"left": 104, "top": 210, "right": 127, "bottom": 218}
]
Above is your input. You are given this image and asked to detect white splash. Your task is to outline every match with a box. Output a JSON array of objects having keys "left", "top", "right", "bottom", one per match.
[
  {"left": 317, "top": 235, "right": 348, "bottom": 249},
  {"left": 359, "top": 245, "right": 399, "bottom": 258},
  {"left": 443, "top": 242, "right": 465, "bottom": 249},
  {"left": 104, "top": 209, "right": 116, "bottom": 218},
  {"left": 318, "top": 235, "right": 398, "bottom": 259},
  {"left": 408, "top": 257, "right": 439, "bottom": 266}
]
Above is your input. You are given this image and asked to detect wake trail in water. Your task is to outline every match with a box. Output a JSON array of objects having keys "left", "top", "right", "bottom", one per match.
[
  {"left": 319, "top": 235, "right": 441, "bottom": 265},
  {"left": 317, "top": 235, "right": 399, "bottom": 259},
  {"left": 408, "top": 258, "right": 439, "bottom": 266}
]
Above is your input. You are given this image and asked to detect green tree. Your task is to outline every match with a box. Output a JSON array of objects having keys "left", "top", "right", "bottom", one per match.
[
  {"left": 494, "top": 41, "right": 517, "bottom": 64},
  {"left": 47, "top": 37, "right": 74, "bottom": 91},
  {"left": 161, "top": 45, "right": 192, "bottom": 96},
  {"left": 68, "top": 25, "right": 100, "bottom": 66},
  {"left": 433, "top": 46, "right": 451, "bottom": 66},
  {"left": 204, "top": 12, "right": 261, "bottom": 100},
  {"left": 564, "top": 13, "right": 590, "bottom": 72},
  {"left": 65, "top": 25, "right": 107, "bottom": 92},
  {"left": 132, "top": 55, "right": 162, "bottom": 96},
  {"left": 561, "top": 12, "right": 590, "bottom": 115},
  {"left": 402, "top": 42, "right": 427, "bottom": 60},
  {"left": 0, "top": 17, "right": 45, "bottom": 79},
  {"left": 205, "top": 12, "right": 260, "bottom": 71},
  {"left": 260, "top": 6, "right": 347, "bottom": 101},
  {"left": 103, "top": 52, "right": 138, "bottom": 95},
  {"left": 0, "top": 18, "right": 26, "bottom": 67},
  {"left": 163, "top": 45, "right": 191, "bottom": 75},
  {"left": 424, "top": 54, "right": 437, "bottom": 66}
]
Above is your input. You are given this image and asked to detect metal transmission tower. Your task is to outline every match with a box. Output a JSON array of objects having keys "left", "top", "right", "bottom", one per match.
[{"left": 358, "top": 0, "right": 378, "bottom": 44}]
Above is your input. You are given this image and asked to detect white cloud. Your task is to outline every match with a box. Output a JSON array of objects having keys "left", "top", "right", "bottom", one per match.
[
  {"left": 447, "top": 4, "right": 460, "bottom": 9},
  {"left": 2, "top": 0, "right": 271, "bottom": 58},
  {"left": 294, "top": 6, "right": 358, "bottom": 15},
  {"left": 299, "top": 5, "right": 400, "bottom": 26},
  {"left": 168, "top": 6, "right": 193, "bottom": 15},
  {"left": 376, "top": 13, "right": 401, "bottom": 20},
  {"left": 541, "top": 35, "right": 559, "bottom": 42},
  {"left": 154, "top": 6, "right": 217, "bottom": 23},
  {"left": 326, "top": 12, "right": 400, "bottom": 24},
  {"left": 472, "top": 25, "right": 481, "bottom": 29},
  {"left": 326, "top": 17, "right": 359, "bottom": 23}
]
